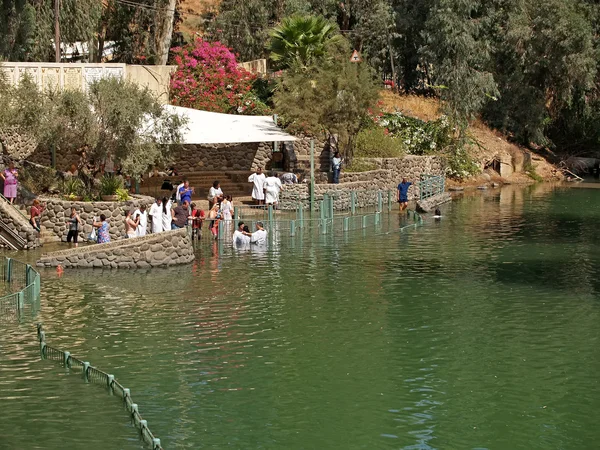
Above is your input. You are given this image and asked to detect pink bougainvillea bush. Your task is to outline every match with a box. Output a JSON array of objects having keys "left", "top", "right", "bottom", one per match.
[{"left": 170, "top": 39, "right": 270, "bottom": 115}]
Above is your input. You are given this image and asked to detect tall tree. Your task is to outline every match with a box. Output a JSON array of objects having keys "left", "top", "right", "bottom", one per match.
[{"left": 267, "top": 15, "right": 343, "bottom": 70}]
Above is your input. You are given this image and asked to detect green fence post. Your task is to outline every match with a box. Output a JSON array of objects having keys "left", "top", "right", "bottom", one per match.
[
  {"left": 234, "top": 206, "right": 239, "bottom": 221},
  {"left": 268, "top": 204, "right": 274, "bottom": 226},
  {"left": 64, "top": 351, "right": 71, "bottom": 368},
  {"left": 323, "top": 194, "right": 329, "bottom": 219},
  {"left": 5, "top": 258, "right": 11, "bottom": 283},
  {"left": 217, "top": 220, "right": 223, "bottom": 240},
  {"left": 290, "top": 220, "right": 296, "bottom": 237},
  {"left": 310, "top": 139, "right": 315, "bottom": 213},
  {"left": 362, "top": 215, "right": 367, "bottom": 228},
  {"left": 329, "top": 194, "right": 334, "bottom": 219},
  {"left": 375, "top": 211, "right": 381, "bottom": 225},
  {"left": 377, "top": 191, "right": 383, "bottom": 212},
  {"left": 343, "top": 217, "right": 349, "bottom": 232},
  {"left": 387, "top": 191, "right": 392, "bottom": 211},
  {"left": 298, "top": 204, "right": 304, "bottom": 228},
  {"left": 351, "top": 191, "right": 356, "bottom": 215},
  {"left": 17, "top": 291, "right": 24, "bottom": 313}
]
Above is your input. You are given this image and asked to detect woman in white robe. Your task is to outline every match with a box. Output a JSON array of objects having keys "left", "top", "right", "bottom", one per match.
[
  {"left": 248, "top": 168, "right": 266, "bottom": 204},
  {"left": 161, "top": 197, "right": 173, "bottom": 231},
  {"left": 263, "top": 176, "right": 282, "bottom": 205}
]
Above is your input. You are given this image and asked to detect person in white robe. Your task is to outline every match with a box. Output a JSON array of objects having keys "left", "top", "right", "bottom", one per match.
[
  {"left": 134, "top": 205, "right": 148, "bottom": 237},
  {"left": 263, "top": 175, "right": 282, "bottom": 206},
  {"left": 149, "top": 198, "right": 163, "bottom": 234},
  {"left": 232, "top": 221, "right": 251, "bottom": 248},
  {"left": 161, "top": 197, "right": 173, "bottom": 231},
  {"left": 248, "top": 168, "right": 266, "bottom": 204}
]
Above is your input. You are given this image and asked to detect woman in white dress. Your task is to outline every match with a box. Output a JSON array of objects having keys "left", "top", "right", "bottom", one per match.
[
  {"left": 208, "top": 180, "right": 224, "bottom": 209},
  {"left": 161, "top": 196, "right": 173, "bottom": 231},
  {"left": 221, "top": 195, "right": 233, "bottom": 221},
  {"left": 248, "top": 168, "right": 266, "bottom": 205},
  {"left": 263, "top": 175, "right": 282, "bottom": 206}
]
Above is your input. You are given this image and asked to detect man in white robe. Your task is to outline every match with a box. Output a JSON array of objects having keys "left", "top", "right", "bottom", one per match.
[
  {"left": 149, "top": 198, "right": 163, "bottom": 234},
  {"left": 263, "top": 175, "right": 282, "bottom": 207},
  {"left": 134, "top": 205, "right": 148, "bottom": 237},
  {"left": 248, "top": 168, "right": 266, "bottom": 204},
  {"left": 232, "top": 221, "right": 251, "bottom": 248}
]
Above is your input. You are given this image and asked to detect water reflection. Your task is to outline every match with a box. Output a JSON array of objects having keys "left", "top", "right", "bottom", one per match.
[{"left": 1, "top": 184, "right": 600, "bottom": 449}]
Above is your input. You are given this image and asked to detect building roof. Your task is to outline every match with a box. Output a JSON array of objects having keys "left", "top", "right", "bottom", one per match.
[{"left": 164, "top": 105, "right": 297, "bottom": 144}]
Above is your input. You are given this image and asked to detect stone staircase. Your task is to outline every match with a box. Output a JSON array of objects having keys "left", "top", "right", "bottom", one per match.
[
  {"left": 139, "top": 170, "right": 254, "bottom": 201},
  {"left": 15, "top": 204, "right": 60, "bottom": 244}
]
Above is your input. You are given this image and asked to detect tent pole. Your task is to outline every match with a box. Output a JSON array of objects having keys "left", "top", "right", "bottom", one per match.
[{"left": 310, "top": 139, "right": 315, "bottom": 213}]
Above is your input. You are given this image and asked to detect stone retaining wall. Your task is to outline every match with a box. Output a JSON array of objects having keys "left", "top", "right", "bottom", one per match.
[
  {"left": 280, "top": 155, "right": 446, "bottom": 210},
  {"left": 0, "top": 201, "right": 40, "bottom": 249},
  {"left": 39, "top": 195, "right": 155, "bottom": 242},
  {"left": 36, "top": 228, "right": 194, "bottom": 269}
]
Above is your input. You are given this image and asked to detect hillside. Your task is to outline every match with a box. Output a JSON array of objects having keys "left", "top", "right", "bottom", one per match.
[
  {"left": 378, "top": 91, "right": 562, "bottom": 185},
  {"left": 178, "top": 0, "right": 218, "bottom": 39}
]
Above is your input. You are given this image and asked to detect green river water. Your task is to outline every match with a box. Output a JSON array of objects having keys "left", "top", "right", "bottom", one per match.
[{"left": 1, "top": 183, "right": 600, "bottom": 449}]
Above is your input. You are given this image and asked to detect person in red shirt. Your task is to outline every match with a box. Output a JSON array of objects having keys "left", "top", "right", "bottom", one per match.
[{"left": 189, "top": 203, "right": 205, "bottom": 240}]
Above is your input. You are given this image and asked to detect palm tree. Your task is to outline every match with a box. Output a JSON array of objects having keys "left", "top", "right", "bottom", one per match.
[{"left": 267, "top": 15, "right": 343, "bottom": 70}]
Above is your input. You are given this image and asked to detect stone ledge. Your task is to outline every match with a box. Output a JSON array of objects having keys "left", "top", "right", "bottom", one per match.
[
  {"left": 36, "top": 228, "right": 194, "bottom": 269},
  {"left": 416, "top": 192, "right": 452, "bottom": 213}
]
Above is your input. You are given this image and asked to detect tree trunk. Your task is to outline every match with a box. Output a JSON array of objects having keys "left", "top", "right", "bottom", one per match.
[{"left": 155, "top": 0, "right": 177, "bottom": 65}]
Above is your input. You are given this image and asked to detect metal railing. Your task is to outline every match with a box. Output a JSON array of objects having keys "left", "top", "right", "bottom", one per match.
[
  {"left": 415, "top": 175, "right": 445, "bottom": 200},
  {"left": 212, "top": 198, "right": 424, "bottom": 242},
  {"left": 0, "top": 257, "right": 40, "bottom": 319},
  {"left": 36, "top": 324, "right": 164, "bottom": 450}
]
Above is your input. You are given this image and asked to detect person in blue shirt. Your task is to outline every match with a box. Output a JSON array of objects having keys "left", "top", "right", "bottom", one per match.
[
  {"left": 178, "top": 180, "right": 194, "bottom": 205},
  {"left": 397, "top": 178, "right": 412, "bottom": 211}
]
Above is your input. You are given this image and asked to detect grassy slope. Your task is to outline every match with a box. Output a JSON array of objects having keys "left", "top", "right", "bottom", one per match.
[{"left": 379, "top": 91, "right": 561, "bottom": 184}]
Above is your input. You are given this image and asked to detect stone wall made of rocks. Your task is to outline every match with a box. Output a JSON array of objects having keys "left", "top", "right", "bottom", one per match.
[
  {"left": 0, "top": 201, "right": 40, "bottom": 249},
  {"left": 39, "top": 195, "right": 155, "bottom": 242},
  {"left": 36, "top": 228, "right": 194, "bottom": 269},
  {"left": 0, "top": 128, "right": 38, "bottom": 161},
  {"left": 173, "top": 142, "right": 273, "bottom": 172},
  {"left": 279, "top": 156, "right": 446, "bottom": 211}
]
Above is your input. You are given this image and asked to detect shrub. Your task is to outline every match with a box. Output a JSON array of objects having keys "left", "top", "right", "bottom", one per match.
[
  {"left": 19, "top": 165, "right": 58, "bottom": 194},
  {"left": 100, "top": 174, "right": 123, "bottom": 196},
  {"left": 355, "top": 127, "right": 404, "bottom": 158},
  {"left": 60, "top": 177, "right": 84, "bottom": 196},
  {"left": 376, "top": 112, "right": 456, "bottom": 155},
  {"left": 170, "top": 39, "right": 268, "bottom": 115},
  {"left": 344, "top": 159, "right": 378, "bottom": 172},
  {"left": 445, "top": 145, "right": 480, "bottom": 180}
]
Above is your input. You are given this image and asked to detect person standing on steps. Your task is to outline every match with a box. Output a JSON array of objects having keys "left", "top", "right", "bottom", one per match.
[
  {"left": 332, "top": 152, "right": 343, "bottom": 184},
  {"left": 248, "top": 167, "right": 266, "bottom": 205},
  {"left": 263, "top": 173, "right": 282, "bottom": 208},
  {"left": 1, "top": 162, "right": 18, "bottom": 204},
  {"left": 397, "top": 177, "right": 412, "bottom": 211},
  {"left": 208, "top": 180, "right": 224, "bottom": 209},
  {"left": 30, "top": 199, "right": 46, "bottom": 232},
  {"left": 65, "top": 206, "right": 83, "bottom": 247},
  {"left": 178, "top": 180, "right": 194, "bottom": 206}
]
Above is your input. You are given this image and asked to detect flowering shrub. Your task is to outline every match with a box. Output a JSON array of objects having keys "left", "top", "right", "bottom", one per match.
[
  {"left": 170, "top": 39, "right": 270, "bottom": 115},
  {"left": 374, "top": 112, "right": 455, "bottom": 155}
]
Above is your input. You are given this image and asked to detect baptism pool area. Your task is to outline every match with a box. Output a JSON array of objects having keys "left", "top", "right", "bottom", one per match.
[{"left": 1, "top": 182, "right": 600, "bottom": 450}]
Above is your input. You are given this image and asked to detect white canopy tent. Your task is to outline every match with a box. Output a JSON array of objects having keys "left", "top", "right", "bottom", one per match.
[{"left": 163, "top": 105, "right": 297, "bottom": 144}]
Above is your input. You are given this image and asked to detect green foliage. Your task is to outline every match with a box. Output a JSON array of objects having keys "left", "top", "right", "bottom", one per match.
[
  {"left": 524, "top": 162, "right": 543, "bottom": 182},
  {"left": 0, "top": 76, "right": 185, "bottom": 185},
  {"left": 274, "top": 37, "right": 379, "bottom": 160},
  {"left": 344, "top": 158, "right": 378, "bottom": 172},
  {"left": 377, "top": 112, "right": 455, "bottom": 155},
  {"left": 60, "top": 177, "right": 84, "bottom": 196},
  {"left": 444, "top": 142, "right": 480, "bottom": 180},
  {"left": 267, "top": 15, "right": 344, "bottom": 70},
  {"left": 100, "top": 174, "right": 124, "bottom": 196},
  {"left": 115, "top": 188, "right": 130, "bottom": 201},
  {"left": 355, "top": 128, "right": 404, "bottom": 158},
  {"left": 18, "top": 165, "right": 57, "bottom": 194}
]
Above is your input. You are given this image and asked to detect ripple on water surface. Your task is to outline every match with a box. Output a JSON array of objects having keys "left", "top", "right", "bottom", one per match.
[{"left": 1, "top": 184, "right": 600, "bottom": 449}]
